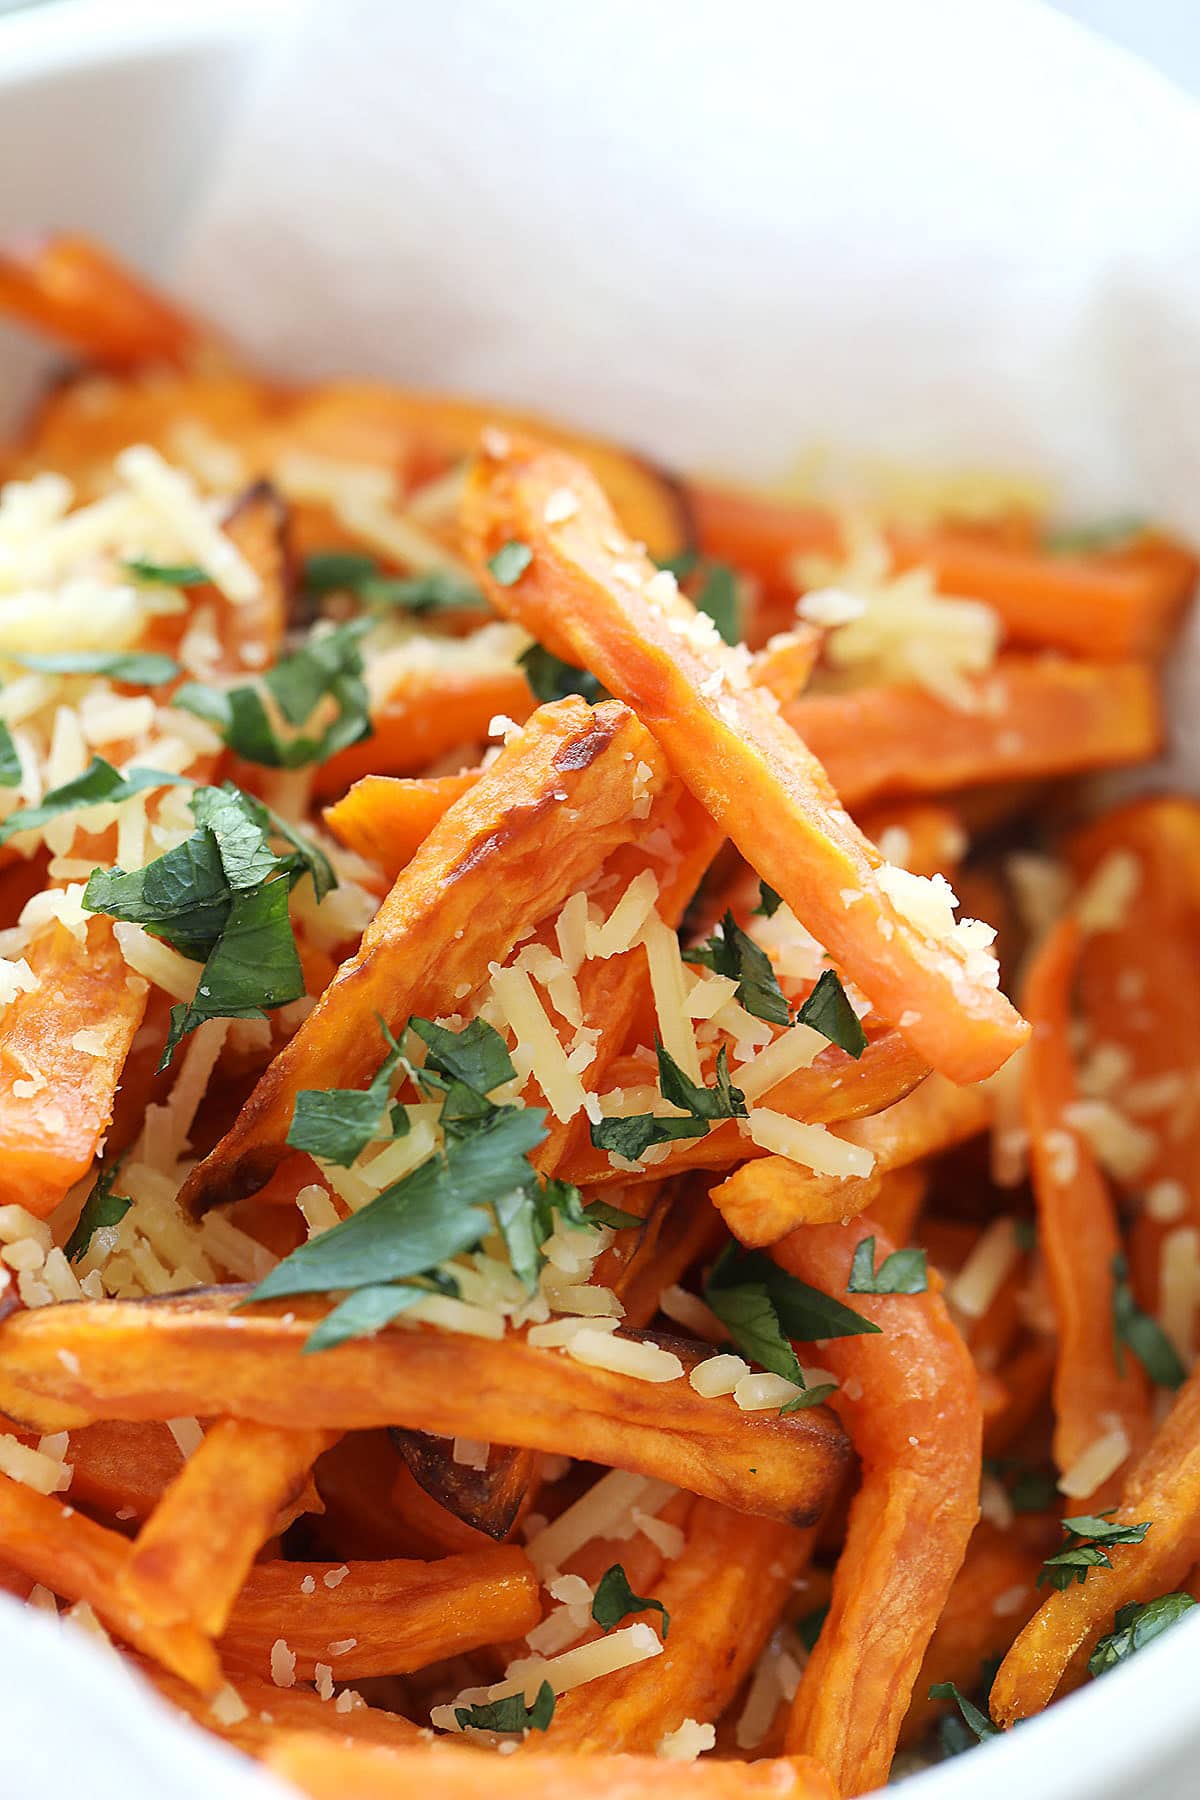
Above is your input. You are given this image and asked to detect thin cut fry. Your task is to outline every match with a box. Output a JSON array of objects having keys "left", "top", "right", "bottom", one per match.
[
  {"left": 991, "top": 1358, "right": 1200, "bottom": 1722},
  {"left": 139, "top": 1661, "right": 428, "bottom": 1756},
  {"left": 323, "top": 773, "right": 478, "bottom": 879},
  {"left": 0, "top": 918, "right": 148, "bottom": 1215},
  {"left": 0, "top": 1470, "right": 218, "bottom": 1690},
  {"left": 712, "top": 1071, "right": 990, "bottom": 1245},
  {"left": 465, "top": 438, "right": 1028, "bottom": 1086},
  {"left": 1023, "top": 915, "right": 1150, "bottom": 1498},
  {"left": 180, "top": 697, "right": 673, "bottom": 1209},
  {"left": 221, "top": 1547, "right": 540, "bottom": 1680},
  {"left": 65, "top": 1420, "right": 187, "bottom": 1525},
  {"left": 267, "top": 1737, "right": 838, "bottom": 1800},
  {"left": 0, "top": 1294, "right": 850, "bottom": 1525},
  {"left": 773, "top": 1217, "right": 981, "bottom": 1796},
  {"left": 0, "top": 234, "right": 208, "bottom": 369},
  {"left": 120, "top": 1419, "right": 336, "bottom": 1637}
]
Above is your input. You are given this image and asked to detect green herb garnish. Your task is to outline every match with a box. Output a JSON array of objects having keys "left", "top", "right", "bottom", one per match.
[
  {"left": 929, "top": 1681, "right": 999, "bottom": 1751},
  {"left": 123, "top": 559, "right": 209, "bottom": 587},
  {"left": 846, "top": 1235, "right": 928, "bottom": 1295},
  {"left": 519, "top": 643, "right": 604, "bottom": 704},
  {"left": 1112, "top": 1252, "right": 1186, "bottom": 1389},
  {"left": 1038, "top": 1513, "right": 1152, "bottom": 1591},
  {"left": 591, "top": 1564, "right": 669, "bottom": 1637},
  {"left": 455, "top": 1680, "right": 555, "bottom": 1735},
  {"left": 1087, "top": 1593, "right": 1196, "bottom": 1677},
  {"left": 684, "top": 909, "right": 789, "bottom": 1026},
  {"left": 488, "top": 541, "right": 533, "bottom": 586},
  {"left": 288, "top": 1022, "right": 406, "bottom": 1167},
  {"left": 0, "top": 758, "right": 187, "bottom": 847},
  {"left": 14, "top": 651, "right": 181, "bottom": 685},
  {"left": 796, "top": 968, "right": 867, "bottom": 1059},
  {"left": 64, "top": 1163, "right": 132, "bottom": 1264}
]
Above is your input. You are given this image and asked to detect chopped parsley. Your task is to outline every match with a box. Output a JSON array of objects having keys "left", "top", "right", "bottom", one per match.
[
  {"left": 1038, "top": 1513, "right": 1152, "bottom": 1591},
  {"left": 1046, "top": 517, "right": 1147, "bottom": 555},
  {"left": 14, "top": 650, "right": 181, "bottom": 685},
  {"left": 1087, "top": 1593, "right": 1196, "bottom": 1677},
  {"left": 754, "top": 881, "right": 782, "bottom": 919},
  {"left": 795, "top": 1604, "right": 828, "bottom": 1653},
  {"left": 846, "top": 1235, "right": 928, "bottom": 1295},
  {"left": 589, "top": 1112, "right": 708, "bottom": 1162},
  {"left": 0, "top": 758, "right": 187, "bottom": 847},
  {"left": 1112, "top": 1252, "right": 1186, "bottom": 1389},
  {"left": 123, "top": 559, "right": 209, "bottom": 587},
  {"left": 301, "top": 550, "right": 484, "bottom": 615},
  {"left": 591, "top": 1563, "right": 669, "bottom": 1637},
  {"left": 455, "top": 1680, "right": 555, "bottom": 1735},
  {"left": 982, "top": 1457, "right": 1057, "bottom": 1515},
  {"left": 929, "top": 1681, "right": 999, "bottom": 1752},
  {"left": 409, "top": 1014, "right": 515, "bottom": 1096},
  {"left": 656, "top": 1041, "right": 747, "bottom": 1122},
  {"left": 159, "top": 879, "right": 305, "bottom": 1067},
  {"left": 519, "top": 643, "right": 604, "bottom": 704},
  {"left": 0, "top": 724, "right": 20, "bottom": 789},
  {"left": 795, "top": 968, "right": 867, "bottom": 1059},
  {"left": 656, "top": 552, "right": 742, "bottom": 644},
  {"left": 172, "top": 618, "right": 372, "bottom": 769},
  {"left": 487, "top": 540, "right": 533, "bottom": 586},
  {"left": 288, "top": 1022, "right": 406, "bottom": 1167},
  {"left": 685, "top": 910, "right": 790, "bottom": 1026},
  {"left": 703, "top": 1243, "right": 878, "bottom": 1396},
  {"left": 64, "top": 1163, "right": 132, "bottom": 1264}
]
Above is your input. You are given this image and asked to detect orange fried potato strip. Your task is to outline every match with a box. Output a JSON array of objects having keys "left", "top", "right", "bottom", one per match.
[
  {"left": 139, "top": 1660, "right": 427, "bottom": 1756},
  {"left": 786, "top": 657, "right": 1161, "bottom": 811},
  {"left": 0, "top": 1295, "right": 850, "bottom": 1526},
  {"left": 991, "top": 1358, "right": 1200, "bottom": 1723},
  {"left": 0, "top": 234, "right": 209, "bottom": 369},
  {"left": 267, "top": 1737, "right": 838, "bottom": 1800},
  {"left": 773, "top": 1217, "right": 981, "bottom": 1796},
  {"left": 221, "top": 1547, "right": 539, "bottom": 1680},
  {"left": 323, "top": 773, "right": 478, "bottom": 879},
  {"left": 180, "top": 696, "right": 672, "bottom": 1210},
  {"left": 1023, "top": 915, "right": 1149, "bottom": 1499},
  {"left": 464, "top": 437, "right": 1027, "bottom": 1086},
  {"left": 120, "top": 1420, "right": 337, "bottom": 1638},
  {"left": 0, "top": 1470, "right": 217, "bottom": 1690}
]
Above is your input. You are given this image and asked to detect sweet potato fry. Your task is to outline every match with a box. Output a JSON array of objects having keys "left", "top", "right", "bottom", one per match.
[
  {"left": 387, "top": 1460, "right": 501, "bottom": 1557},
  {"left": 711, "top": 1071, "right": 989, "bottom": 1246},
  {"left": 323, "top": 773, "right": 478, "bottom": 879},
  {"left": 139, "top": 1661, "right": 427, "bottom": 1756},
  {"left": 121, "top": 1420, "right": 337, "bottom": 1637},
  {"left": 773, "top": 1217, "right": 981, "bottom": 1795},
  {"left": 1022, "top": 915, "right": 1149, "bottom": 1498},
  {"left": 0, "top": 917, "right": 148, "bottom": 1215},
  {"left": 864, "top": 1166, "right": 928, "bottom": 1245},
  {"left": 267, "top": 1737, "right": 838, "bottom": 1800},
  {"left": 65, "top": 1420, "right": 186, "bottom": 1525},
  {"left": 464, "top": 438, "right": 1027, "bottom": 1086},
  {"left": 0, "top": 1471, "right": 218, "bottom": 1690},
  {"left": 221, "top": 1547, "right": 539, "bottom": 1680},
  {"left": 991, "top": 1359, "right": 1200, "bottom": 1722},
  {"left": 561, "top": 1027, "right": 928, "bottom": 1192},
  {"left": 0, "top": 234, "right": 208, "bottom": 369},
  {"left": 527, "top": 1500, "right": 811, "bottom": 1754},
  {"left": 785, "top": 657, "right": 1161, "bottom": 811},
  {"left": 901, "top": 1521, "right": 1042, "bottom": 1746},
  {"left": 181, "top": 696, "right": 673, "bottom": 1210},
  {"left": 857, "top": 802, "right": 966, "bottom": 880},
  {"left": 0, "top": 1294, "right": 850, "bottom": 1526},
  {"left": 690, "top": 481, "right": 1195, "bottom": 660}
]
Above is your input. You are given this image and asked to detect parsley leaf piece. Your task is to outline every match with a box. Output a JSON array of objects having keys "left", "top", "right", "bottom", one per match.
[
  {"left": 123, "top": 559, "right": 209, "bottom": 587},
  {"left": 64, "top": 1163, "right": 132, "bottom": 1263},
  {"left": 488, "top": 540, "right": 533, "bottom": 586},
  {"left": 303, "top": 1282, "right": 431, "bottom": 1353},
  {"left": 929, "top": 1682, "right": 999, "bottom": 1747},
  {"left": 14, "top": 650, "right": 181, "bottom": 686},
  {"left": 591, "top": 1564, "right": 670, "bottom": 1638},
  {"left": 983, "top": 1457, "right": 1057, "bottom": 1515},
  {"left": 409, "top": 1015, "right": 515, "bottom": 1096},
  {"left": 694, "top": 561, "right": 741, "bottom": 644},
  {"left": 1112, "top": 1252, "right": 1186, "bottom": 1388},
  {"left": 85, "top": 829, "right": 236, "bottom": 962},
  {"left": 795, "top": 968, "right": 867, "bottom": 1059},
  {"left": 1046, "top": 517, "right": 1147, "bottom": 555},
  {"left": 455, "top": 1680, "right": 555, "bottom": 1735},
  {"left": 846, "top": 1235, "right": 928, "bottom": 1295},
  {"left": 780, "top": 1382, "right": 838, "bottom": 1414},
  {"left": 519, "top": 642, "right": 604, "bottom": 704},
  {"left": 684, "top": 910, "right": 789, "bottom": 1026},
  {"left": 0, "top": 724, "right": 19, "bottom": 789},
  {"left": 360, "top": 570, "right": 486, "bottom": 614},
  {"left": 755, "top": 881, "right": 782, "bottom": 919},
  {"left": 159, "top": 878, "right": 305, "bottom": 1068},
  {"left": 246, "top": 1103, "right": 547, "bottom": 1307},
  {"left": 0, "top": 758, "right": 187, "bottom": 847},
  {"left": 1038, "top": 1514, "right": 1152, "bottom": 1591},
  {"left": 703, "top": 1275, "right": 806, "bottom": 1386},
  {"left": 558, "top": 1190, "right": 642, "bottom": 1232},
  {"left": 589, "top": 1113, "right": 708, "bottom": 1162},
  {"left": 301, "top": 551, "right": 379, "bottom": 595},
  {"left": 656, "top": 1041, "right": 747, "bottom": 1122},
  {"left": 707, "top": 1244, "right": 881, "bottom": 1343},
  {"left": 172, "top": 619, "right": 373, "bottom": 770},
  {"left": 795, "top": 1605, "right": 828, "bottom": 1653},
  {"left": 493, "top": 1183, "right": 546, "bottom": 1293},
  {"left": 1087, "top": 1593, "right": 1197, "bottom": 1678},
  {"left": 288, "top": 1023, "right": 405, "bottom": 1167}
]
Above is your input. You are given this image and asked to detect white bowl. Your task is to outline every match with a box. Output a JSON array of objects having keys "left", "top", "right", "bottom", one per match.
[{"left": 0, "top": 3, "right": 1198, "bottom": 1796}]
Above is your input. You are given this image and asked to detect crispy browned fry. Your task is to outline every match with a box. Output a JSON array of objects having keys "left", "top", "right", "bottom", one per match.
[
  {"left": 711, "top": 1071, "right": 990, "bottom": 1245},
  {"left": 220, "top": 1548, "right": 539, "bottom": 1681},
  {"left": 180, "top": 697, "right": 673, "bottom": 1210},
  {"left": 266, "top": 1736, "right": 839, "bottom": 1800},
  {"left": 562, "top": 1027, "right": 928, "bottom": 1191},
  {"left": 387, "top": 1427, "right": 541, "bottom": 1543},
  {"left": 388, "top": 1460, "right": 499, "bottom": 1557},
  {"left": 139, "top": 1660, "right": 427, "bottom": 1756},
  {"left": 0, "top": 1471, "right": 217, "bottom": 1690},
  {"left": 526, "top": 1500, "right": 811, "bottom": 1754},
  {"left": 464, "top": 438, "right": 1029, "bottom": 1086},
  {"left": 776, "top": 1219, "right": 981, "bottom": 1796},
  {"left": 120, "top": 1420, "right": 336, "bottom": 1637},
  {"left": 0, "top": 235, "right": 209, "bottom": 368},
  {"left": 901, "top": 1522, "right": 1043, "bottom": 1745},
  {"left": 991, "top": 1361, "right": 1200, "bottom": 1723},
  {"left": 0, "top": 1294, "right": 850, "bottom": 1527}
]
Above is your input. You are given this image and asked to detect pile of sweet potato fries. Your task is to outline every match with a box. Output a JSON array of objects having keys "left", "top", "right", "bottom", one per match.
[{"left": 0, "top": 236, "right": 1196, "bottom": 1799}]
